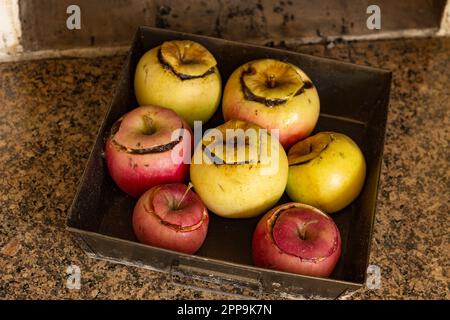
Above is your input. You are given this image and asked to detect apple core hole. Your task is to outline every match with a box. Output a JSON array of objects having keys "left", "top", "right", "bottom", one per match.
[
  {"left": 142, "top": 127, "right": 156, "bottom": 135},
  {"left": 297, "top": 227, "right": 309, "bottom": 240},
  {"left": 296, "top": 142, "right": 314, "bottom": 156},
  {"left": 266, "top": 75, "right": 277, "bottom": 88},
  {"left": 181, "top": 59, "right": 196, "bottom": 65},
  {"left": 141, "top": 115, "right": 157, "bottom": 136},
  {"left": 172, "top": 203, "right": 187, "bottom": 211}
]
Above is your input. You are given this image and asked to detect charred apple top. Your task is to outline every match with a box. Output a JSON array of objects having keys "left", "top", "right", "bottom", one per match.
[
  {"left": 200, "top": 120, "right": 271, "bottom": 166},
  {"left": 142, "top": 184, "right": 208, "bottom": 232},
  {"left": 240, "top": 59, "right": 314, "bottom": 107},
  {"left": 158, "top": 40, "right": 217, "bottom": 80},
  {"left": 222, "top": 58, "right": 320, "bottom": 148},
  {"left": 110, "top": 106, "right": 186, "bottom": 154},
  {"left": 252, "top": 202, "right": 342, "bottom": 277},
  {"left": 270, "top": 205, "right": 340, "bottom": 261},
  {"left": 190, "top": 119, "right": 288, "bottom": 218},
  {"left": 288, "top": 132, "right": 333, "bottom": 165}
]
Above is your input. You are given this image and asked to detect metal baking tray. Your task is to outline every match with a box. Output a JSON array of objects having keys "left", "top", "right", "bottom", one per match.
[{"left": 67, "top": 26, "right": 391, "bottom": 299}]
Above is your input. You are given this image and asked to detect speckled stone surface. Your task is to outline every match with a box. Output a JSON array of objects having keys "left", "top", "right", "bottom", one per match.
[{"left": 0, "top": 37, "right": 449, "bottom": 299}]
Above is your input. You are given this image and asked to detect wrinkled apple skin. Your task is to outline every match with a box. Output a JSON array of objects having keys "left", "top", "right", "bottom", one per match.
[
  {"left": 286, "top": 132, "right": 366, "bottom": 213},
  {"left": 252, "top": 203, "right": 341, "bottom": 278},
  {"left": 133, "top": 184, "right": 209, "bottom": 254},
  {"left": 190, "top": 120, "right": 288, "bottom": 219},
  {"left": 222, "top": 60, "right": 320, "bottom": 148},
  {"left": 134, "top": 46, "right": 222, "bottom": 127},
  {"left": 105, "top": 106, "right": 192, "bottom": 198}
]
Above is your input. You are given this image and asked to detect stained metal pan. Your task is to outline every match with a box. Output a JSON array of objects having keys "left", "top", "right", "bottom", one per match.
[{"left": 67, "top": 26, "right": 391, "bottom": 299}]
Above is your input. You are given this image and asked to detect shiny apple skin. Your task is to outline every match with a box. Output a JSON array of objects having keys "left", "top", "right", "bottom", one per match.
[
  {"left": 222, "top": 59, "right": 320, "bottom": 148},
  {"left": 133, "top": 183, "right": 209, "bottom": 254},
  {"left": 134, "top": 46, "right": 222, "bottom": 127},
  {"left": 105, "top": 106, "right": 192, "bottom": 198},
  {"left": 252, "top": 203, "right": 341, "bottom": 278},
  {"left": 286, "top": 132, "right": 366, "bottom": 213}
]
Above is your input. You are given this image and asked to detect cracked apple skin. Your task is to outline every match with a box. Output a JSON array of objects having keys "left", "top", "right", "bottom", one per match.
[
  {"left": 222, "top": 59, "right": 320, "bottom": 148},
  {"left": 252, "top": 203, "right": 341, "bottom": 278},
  {"left": 105, "top": 106, "right": 192, "bottom": 198},
  {"left": 133, "top": 183, "right": 209, "bottom": 254},
  {"left": 190, "top": 120, "right": 288, "bottom": 219},
  {"left": 286, "top": 132, "right": 366, "bottom": 213},
  {"left": 134, "top": 40, "right": 222, "bottom": 127}
]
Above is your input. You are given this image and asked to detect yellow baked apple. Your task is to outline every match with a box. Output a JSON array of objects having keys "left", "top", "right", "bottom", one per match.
[
  {"left": 134, "top": 40, "right": 221, "bottom": 127},
  {"left": 286, "top": 132, "right": 366, "bottom": 213},
  {"left": 190, "top": 120, "right": 288, "bottom": 218}
]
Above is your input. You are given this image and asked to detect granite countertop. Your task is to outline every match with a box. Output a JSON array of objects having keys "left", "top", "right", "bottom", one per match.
[{"left": 0, "top": 37, "right": 449, "bottom": 299}]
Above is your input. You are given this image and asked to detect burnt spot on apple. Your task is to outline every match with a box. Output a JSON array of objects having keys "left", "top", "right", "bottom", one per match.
[
  {"left": 294, "top": 81, "right": 314, "bottom": 97},
  {"left": 243, "top": 65, "right": 256, "bottom": 76},
  {"left": 112, "top": 137, "right": 183, "bottom": 154},
  {"left": 303, "top": 81, "right": 313, "bottom": 89},
  {"left": 144, "top": 65, "right": 149, "bottom": 83},
  {"left": 201, "top": 142, "right": 261, "bottom": 166}
]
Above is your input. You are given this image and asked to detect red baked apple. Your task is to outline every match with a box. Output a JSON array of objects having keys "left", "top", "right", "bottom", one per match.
[
  {"left": 105, "top": 105, "right": 192, "bottom": 197},
  {"left": 252, "top": 202, "right": 341, "bottom": 278},
  {"left": 132, "top": 183, "right": 209, "bottom": 254},
  {"left": 222, "top": 59, "right": 320, "bottom": 148}
]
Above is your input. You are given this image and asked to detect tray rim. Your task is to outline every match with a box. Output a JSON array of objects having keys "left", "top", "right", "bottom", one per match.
[
  {"left": 67, "top": 226, "right": 363, "bottom": 289},
  {"left": 137, "top": 26, "right": 392, "bottom": 75}
]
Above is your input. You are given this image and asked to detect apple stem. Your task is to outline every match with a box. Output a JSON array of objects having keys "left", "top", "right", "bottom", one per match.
[{"left": 175, "top": 182, "right": 193, "bottom": 210}]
